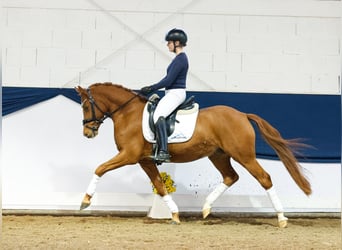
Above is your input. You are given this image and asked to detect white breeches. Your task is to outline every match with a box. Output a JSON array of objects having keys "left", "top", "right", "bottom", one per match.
[{"left": 153, "top": 89, "right": 186, "bottom": 123}]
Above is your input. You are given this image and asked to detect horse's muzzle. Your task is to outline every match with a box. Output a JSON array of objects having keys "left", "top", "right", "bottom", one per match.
[{"left": 83, "top": 125, "right": 99, "bottom": 138}]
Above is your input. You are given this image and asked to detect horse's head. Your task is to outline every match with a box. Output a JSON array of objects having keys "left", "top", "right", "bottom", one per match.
[
  {"left": 76, "top": 83, "right": 145, "bottom": 139},
  {"left": 76, "top": 86, "right": 109, "bottom": 138}
]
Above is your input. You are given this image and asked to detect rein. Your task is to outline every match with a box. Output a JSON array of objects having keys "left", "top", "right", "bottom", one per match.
[{"left": 82, "top": 88, "right": 139, "bottom": 131}]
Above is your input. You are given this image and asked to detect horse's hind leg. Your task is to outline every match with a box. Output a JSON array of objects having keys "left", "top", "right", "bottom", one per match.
[
  {"left": 203, "top": 150, "right": 239, "bottom": 219},
  {"left": 237, "top": 157, "right": 288, "bottom": 228}
]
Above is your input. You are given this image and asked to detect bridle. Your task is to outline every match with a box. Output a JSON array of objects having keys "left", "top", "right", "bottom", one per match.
[{"left": 82, "top": 88, "right": 139, "bottom": 133}]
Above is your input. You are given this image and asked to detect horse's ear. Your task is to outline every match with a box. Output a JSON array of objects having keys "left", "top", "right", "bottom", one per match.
[{"left": 75, "top": 86, "right": 85, "bottom": 95}]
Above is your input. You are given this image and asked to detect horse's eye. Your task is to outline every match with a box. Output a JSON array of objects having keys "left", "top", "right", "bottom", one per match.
[{"left": 83, "top": 105, "right": 89, "bottom": 112}]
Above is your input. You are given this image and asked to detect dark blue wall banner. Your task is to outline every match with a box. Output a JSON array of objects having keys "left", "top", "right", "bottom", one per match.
[
  {"left": 2, "top": 86, "right": 79, "bottom": 115},
  {"left": 2, "top": 86, "right": 340, "bottom": 163}
]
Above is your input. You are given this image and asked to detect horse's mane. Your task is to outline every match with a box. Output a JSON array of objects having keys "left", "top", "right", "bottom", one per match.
[{"left": 89, "top": 82, "right": 148, "bottom": 101}]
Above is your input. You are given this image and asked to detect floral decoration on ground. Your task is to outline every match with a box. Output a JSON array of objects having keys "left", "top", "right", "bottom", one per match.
[{"left": 151, "top": 172, "right": 176, "bottom": 194}]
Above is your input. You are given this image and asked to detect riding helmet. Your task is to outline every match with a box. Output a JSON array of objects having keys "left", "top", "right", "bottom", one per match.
[{"left": 165, "top": 29, "right": 187, "bottom": 46}]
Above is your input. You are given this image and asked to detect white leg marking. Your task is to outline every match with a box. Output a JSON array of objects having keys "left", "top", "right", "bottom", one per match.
[
  {"left": 267, "top": 186, "right": 288, "bottom": 227},
  {"left": 162, "top": 194, "right": 179, "bottom": 213},
  {"left": 86, "top": 174, "right": 100, "bottom": 197},
  {"left": 203, "top": 183, "right": 229, "bottom": 210},
  {"left": 266, "top": 186, "right": 284, "bottom": 212}
]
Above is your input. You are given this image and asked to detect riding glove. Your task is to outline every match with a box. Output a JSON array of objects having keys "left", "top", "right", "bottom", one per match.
[{"left": 140, "top": 86, "right": 154, "bottom": 95}]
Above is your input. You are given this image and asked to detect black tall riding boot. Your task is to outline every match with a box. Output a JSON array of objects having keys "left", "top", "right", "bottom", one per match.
[{"left": 155, "top": 116, "right": 170, "bottom": 162}]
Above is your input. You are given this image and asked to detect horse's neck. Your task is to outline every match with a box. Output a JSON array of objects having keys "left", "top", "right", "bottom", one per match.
[{"left": 104, "top": 87, "right": 145, "bottom": 119}]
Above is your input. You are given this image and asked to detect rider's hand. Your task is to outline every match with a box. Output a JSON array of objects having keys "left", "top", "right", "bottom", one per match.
[{"left": 140, "top": 86, "right": 153, "bottom": 95}]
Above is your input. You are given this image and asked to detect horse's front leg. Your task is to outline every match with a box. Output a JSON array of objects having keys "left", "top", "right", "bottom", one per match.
[
  {"left": 139, "top": 160, "right": 180, "bottom": 224},
  {"left": 80, "top": 151, "right": 135, "bottom": 210}
]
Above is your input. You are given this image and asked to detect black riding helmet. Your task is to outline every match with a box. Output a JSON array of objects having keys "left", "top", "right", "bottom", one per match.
[{"left": 165, "top": 28, "right": 187, "bottom": 46}]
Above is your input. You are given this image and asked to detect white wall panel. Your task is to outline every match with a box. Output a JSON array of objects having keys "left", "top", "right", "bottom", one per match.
[
  {"left": 5, "top": 48, "right": 36, "bottom": 67},
  {"left": 125, "top": 50, "right": 155, "bottom": 70},
  {"left": 37, "top": 48, "right": 66, "bottom": 68},
  {"left": 52, "top": 30, "right": 82, "bottom": 48},
  {"left": 3, "top": 30, "right": 23, "bottom": 48},
  {"left": 65, "top": 10, "right": 96, "bottom": 30},
  {"left": 195, "top": 33, "right": 227, "bottom": 53},
  {"left": 20, "top": 67, "right": 50, "bottom": 86},
  {"left": 3, "top": 0, "right": 341, "bottom": 93},
  {"left": 297, "top": 17, "right": 341, "bottom": 36},
  {"left": 312, "top": 74, "right": 340, "bottom": 93},
  {"left": 228, "top": 35, "right": 283, "bottom": 54},
  {"left": 78, "top": 68, "right": 110, "bottom": 85},
  {"left": 243, "top": 54, "right": 270, "bottom": 73},
  {"left": 22, "top": 30, "right": 52, "bottom": 48},
  {"left": 269, "top": 54, "right": 299, "bottom": 73},
  {"left": 65, "top": 49, "right": 95, "bottom": 68},
  {"left": 311, "top": 37, "right": 340, "bottom": 56},
  {"left": 3, "top": 0, "right": 95, "bottom": 10},
  {"left": 191, "top": 71, "right": 227, "bottom": 91},
  {"left": 213, "top": 52, "right": 242, "bottom": 73},
  {"left": 187, "top": 52, "right": 213, "bottom": 71},
  {"left": 3, "top": 67, "right": 21, "bottom": 84},
  {"left": 188, "top": 0, "right": 341, "bottom": 17},
  {"left": 267, "top": 17, "right": 296, "bottom": 36},
  {"left": 82, "top": 31, "right": 112, "bottom": 49},
  {"left": 3, "top": 0, "right": 341, "bottom": 16},
  {"left": 50, "top": 68, "right": 84, "bottom": 87}
]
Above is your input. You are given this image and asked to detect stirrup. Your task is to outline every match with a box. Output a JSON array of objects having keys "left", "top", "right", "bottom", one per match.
[{"left": 155, "top": 151, "right": 171, "bottom": 163}]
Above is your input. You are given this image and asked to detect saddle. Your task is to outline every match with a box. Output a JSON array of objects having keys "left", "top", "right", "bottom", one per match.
[{"left": 147, "top": 94, "right": 196, "bottom": 136}]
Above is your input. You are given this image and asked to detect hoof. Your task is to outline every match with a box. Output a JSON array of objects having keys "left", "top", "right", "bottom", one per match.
[
  {"left": 202, "top": 208, "right": 211, "bottom": 219},
  {"left": 278, "top": 219, "right": 288, "bottom": 228},
  {"left": 202, "top": 205, "right": 211, "bottom": 219},
  {"left": 80, "top": 201, "right": 91, "bottom": 210},
  {"left": 171, "top": 212, "right": 180, "bottom": 224},
  {"left": 170, "top": 220, "right": 180, "bottom": 225},
  {"left": 277, "top": 213, "right": 288, "bottom": 228}
]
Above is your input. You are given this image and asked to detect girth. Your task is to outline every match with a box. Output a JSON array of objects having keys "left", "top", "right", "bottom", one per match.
[{"left": 147, "top": 94, "right": 195, "bottom": 136}]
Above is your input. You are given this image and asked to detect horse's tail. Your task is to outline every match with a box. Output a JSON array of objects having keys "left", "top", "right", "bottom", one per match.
[{"left": 247, "top": 113, "right": 312, "bottom": 195}]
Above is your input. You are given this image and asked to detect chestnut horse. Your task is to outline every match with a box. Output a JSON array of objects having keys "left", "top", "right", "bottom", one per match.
[{"left": 76, "top": 83, "right": 311, "bottom": 228}]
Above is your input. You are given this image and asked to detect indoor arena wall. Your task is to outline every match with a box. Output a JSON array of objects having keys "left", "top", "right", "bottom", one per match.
[{"left": 2, "top": 0, "right": 341, "bottom": 213}]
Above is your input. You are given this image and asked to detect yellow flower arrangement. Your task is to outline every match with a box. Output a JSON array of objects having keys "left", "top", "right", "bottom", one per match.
[{"left": 151, "top": 172, "right": 176, "bottom": 194}]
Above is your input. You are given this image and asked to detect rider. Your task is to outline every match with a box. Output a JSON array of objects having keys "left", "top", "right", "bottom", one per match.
[{"left": 141, "top": 28, "right": 189, "bottom": 162}]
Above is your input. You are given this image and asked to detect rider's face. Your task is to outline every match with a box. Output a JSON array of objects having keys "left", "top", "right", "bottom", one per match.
[
  {"left": 167, "top": 40, "right": 180, "bottom": 52},
  {"left": 167, "top": 41, "right": 174, "bottom": 52}
]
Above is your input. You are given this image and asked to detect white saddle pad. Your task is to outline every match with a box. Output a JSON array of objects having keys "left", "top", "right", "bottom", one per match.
[{"left": 142, "top": 102, "right": 199, "bottom": 143}]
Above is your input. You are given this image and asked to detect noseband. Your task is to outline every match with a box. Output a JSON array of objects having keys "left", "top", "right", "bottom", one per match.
[{"left": 82, "top": 88, "right": 138, "bottom": 133}]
